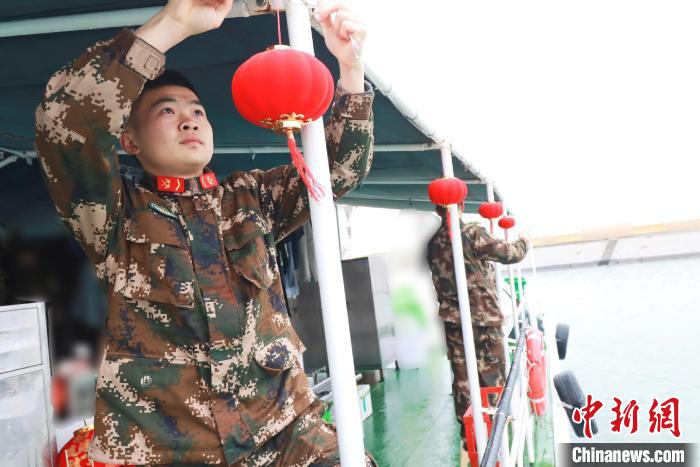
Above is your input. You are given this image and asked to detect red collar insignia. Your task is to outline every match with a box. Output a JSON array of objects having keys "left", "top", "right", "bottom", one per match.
[
  {"left": 199, "top": 173, "right": 219, "bottom": 190},
  {"left": 154, "top": 171, "right": 218, "bottom": 193},
  {"left": 156, "top": 176, "right": 185, "bottom": 193}
]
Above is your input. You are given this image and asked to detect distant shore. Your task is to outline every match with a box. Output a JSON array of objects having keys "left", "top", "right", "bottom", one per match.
[{"left": 529, "top": 219, "right": 700, "bottom": 270}]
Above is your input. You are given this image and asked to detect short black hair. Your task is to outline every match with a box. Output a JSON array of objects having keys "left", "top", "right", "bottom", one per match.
[
  {"left": 128, "top": 70, "right": 200, "bottom": 128},
  {"left": 142, "top": 69, "right": 200, "bottom": 99}
]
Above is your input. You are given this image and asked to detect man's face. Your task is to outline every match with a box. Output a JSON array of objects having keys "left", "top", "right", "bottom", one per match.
[{"left": 122, "top": 85, "right": 214, "bottom": 178}]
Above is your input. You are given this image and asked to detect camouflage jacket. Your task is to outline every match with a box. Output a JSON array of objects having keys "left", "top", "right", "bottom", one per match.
[
  {"left": 427, "top": 217, "right": 528, "bottom": 326},
  {"left": 35, "top": 29, "right": 374, "bottom": 465}
]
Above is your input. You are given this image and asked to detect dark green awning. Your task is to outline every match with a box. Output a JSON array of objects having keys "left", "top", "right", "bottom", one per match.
[{"left": 0, "top": 2, "right": 499, "bottom": 235}]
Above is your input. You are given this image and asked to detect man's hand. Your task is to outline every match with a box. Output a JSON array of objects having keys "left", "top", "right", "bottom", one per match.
[
  {"left": 136, "top": 0, "right": 234, "bottom": 53},
  {"left": 315, "top": 0, "right": 366, "bottom": 93}
]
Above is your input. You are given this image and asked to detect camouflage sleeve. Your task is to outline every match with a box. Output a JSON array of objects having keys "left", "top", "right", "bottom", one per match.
[
  {"left": 34, "top": 29, "right": 165, "bottom": 268},
  {"left": 468, "top": 224, "right": 529, "bottom": 264},
  {"left": 257, "top": 83, "right": 375, "bottom": 243}
]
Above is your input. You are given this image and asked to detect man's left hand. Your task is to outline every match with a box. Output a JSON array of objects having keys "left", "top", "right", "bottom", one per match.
[{"left": 315, "top": 0, "right": 366, "bottom": 93}]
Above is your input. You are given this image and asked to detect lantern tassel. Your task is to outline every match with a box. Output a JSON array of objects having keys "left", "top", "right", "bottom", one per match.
[{"left": 287, "top": 130, "right": 324, "bottom": 201}]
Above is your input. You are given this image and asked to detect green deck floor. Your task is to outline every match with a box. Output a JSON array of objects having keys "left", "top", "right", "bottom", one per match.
[
  {"left": 360, "top": 356, "right": 556, "bottom": 467},
  {"left": 362, "top": 357, "right": 462, "bottom": 466}
]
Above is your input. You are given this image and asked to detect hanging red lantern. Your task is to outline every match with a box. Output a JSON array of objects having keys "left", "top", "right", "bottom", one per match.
[
  {"left": 479, "top": 202, "right": 503, "bottom": 235},
  {"left": 499, "top": 216, "right": 516, "bottom": 229},
  {"left": 429, "top": 177, "right": 467, "bottom": 240},
  {"left": 478, "top": 202, "right": 503, "bottom": 219},
  {"left": 231, "top": 45, "right": 334, "bottom": 200},
  {"left": 428, "top": 177, "right": 468, "bottom": 206},
  {"left": 57, "top": 426, "right": 132, "bottom": 467}
]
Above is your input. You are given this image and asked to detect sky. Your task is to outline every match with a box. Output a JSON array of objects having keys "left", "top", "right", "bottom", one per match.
[{"left": 350, "top": 0, "right": 700, "bottom": 236}]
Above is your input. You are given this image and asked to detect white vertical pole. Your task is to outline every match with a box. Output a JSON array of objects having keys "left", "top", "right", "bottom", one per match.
[
  {"left": 487, "top": 182, "right": 509, "bottom": 373},
  {"left": 503, "top": 205, "right": 520, "bottom": 340},
  {"left": 526, "top": 415, "right": 535, "bottom": 463},
  {"left": 502, "top": 205, "right": 530, "bottom": 465},
  {"left": 516, "top": 262, "right": 533, "bottom": 328},
  {"left": 440, "top": 142, "right": 488, "bottom": 461},
  {"left": 517, "top": 235, "right": 536, "bottom": 463},
  {"left": 286, "top": 2, "right": 366, "bottom": 465},
  {"left": 487, "top": 181, "right": 512, "bottom": 467}
]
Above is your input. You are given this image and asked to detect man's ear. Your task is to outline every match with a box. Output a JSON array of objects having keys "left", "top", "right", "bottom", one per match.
[{"left": 119, "top": 128, "right": 140, "bottom": 156}]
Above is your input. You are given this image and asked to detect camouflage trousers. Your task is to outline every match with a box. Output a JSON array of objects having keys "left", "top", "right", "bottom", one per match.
[
  {"left": 240, "top": 400, "right": 376, "bottom": 467},
  {"left": 443, "top": 321, "right": 506, "bottom": 440},
  {"left": 146, "top": 400, "right": 376, "bottom": 467},
  {"left": 236, "top": 400, "right": 340, "bottom": 467}
]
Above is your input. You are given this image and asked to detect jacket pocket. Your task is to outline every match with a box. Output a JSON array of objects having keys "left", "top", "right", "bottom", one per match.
[
  {"left": 254, "top": 332, "right": 306, "bottom": 376},
  {"left": 222, "top": 210, "right": 277, "bottom": 290},
  {"left": 123, "top": 210, "right": 195, "bottom": 308},
  {"left": 95, "top": 355, "right": 219, "bottom": 451}
]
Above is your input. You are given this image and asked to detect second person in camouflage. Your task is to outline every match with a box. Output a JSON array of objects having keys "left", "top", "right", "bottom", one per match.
[{"left": 427, "top": 204, "right": 530, "bottom": 446}]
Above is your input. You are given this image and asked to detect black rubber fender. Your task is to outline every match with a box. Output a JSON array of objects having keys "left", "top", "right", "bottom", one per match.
[
  {"left": 555, "top": 323, "right": 570, "bottom": 360},
  {"left": 554, "top": 371, "right": 598, "bottom": 438}
]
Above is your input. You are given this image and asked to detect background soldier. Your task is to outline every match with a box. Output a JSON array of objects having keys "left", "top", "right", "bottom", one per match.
[
  {"left": 427, "top": 204, "right": 529, "bottom": 457},
  {"left": 35, "top": 0, "right": 375, "bottom": 464}
]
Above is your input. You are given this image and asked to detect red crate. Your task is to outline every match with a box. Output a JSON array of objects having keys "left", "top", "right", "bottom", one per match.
[{"left": 463, "top": 386, "right": 502, "bottom": 466}]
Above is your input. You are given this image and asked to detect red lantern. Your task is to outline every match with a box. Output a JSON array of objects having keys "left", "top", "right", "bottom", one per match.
[
  {"left": 428, "top": 177, "right": 468, "bottom": 206},
  {"left": 478, "top": 202, "right": 503, "bottom": 220},
  {"left": 57, "top": 426, "right": 132, "bottom": 467},
  {"left": 479, "top": 202, "right": 503, "bottom": 235},
  {"left": 499, "top": 216, "right": 516, "bottom": 229},
  {"left": 231, "top": 45, "right": 335, "bottom": 200}
]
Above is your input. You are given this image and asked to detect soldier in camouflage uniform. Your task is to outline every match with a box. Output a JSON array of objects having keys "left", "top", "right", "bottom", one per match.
[
  {"left": 427, "top": 205, "right": 529, "bottom": 442},
  {"left": 35, "top": 0, "right": 374, "bottom": 465}
]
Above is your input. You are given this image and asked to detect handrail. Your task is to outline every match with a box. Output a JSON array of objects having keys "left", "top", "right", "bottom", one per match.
[{"left": 480, "top": 328, "right": 528, "bottom": 467}]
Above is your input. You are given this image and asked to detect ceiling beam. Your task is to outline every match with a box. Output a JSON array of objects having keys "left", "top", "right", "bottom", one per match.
[
  {"left": 343, "top": 193, "right": 483, "bottom": 204},
  {"left": 0, "top": 1, "right": 267, "bottom": 38},
  {"left": 361, "top": 179, "right": 486, "bottom": 185},
  {"left": 4, "top": 142, "right": 440, "bottom": 159}
]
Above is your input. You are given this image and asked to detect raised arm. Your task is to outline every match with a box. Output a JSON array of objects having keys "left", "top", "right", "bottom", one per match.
[
  {"left": 469, "top": 224, "right": 530, "bottom": 264},
  {"left": 35, "top": 0, "right": 233, "bottom": 269},
  {"left": 256, "top": 0, "right": 374, "bottom": 242},
  {"left": 35, "top": 30, "right": 165, "bottom": 267}
]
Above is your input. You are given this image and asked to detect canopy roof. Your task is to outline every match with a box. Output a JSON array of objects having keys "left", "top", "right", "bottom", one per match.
[{"left": 0, "top": 1, "right": 500, "bottom": 236}]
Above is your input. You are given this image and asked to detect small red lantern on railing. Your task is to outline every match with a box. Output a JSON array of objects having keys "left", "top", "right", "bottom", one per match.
[
  {"left": 231, "top": 45, "right": 334, "bottom": 200},
  {"left": 479, "top": 202, "right": 503, "bottom": 219},
  {"left": 479, "top": 201, "right": 503, "bottom": 234},
  {"left": 499, "top": 216, "right": 516, "bottom": 240},
  {"left": 498, "top": 216, "right": 516, "bottom": 229}
]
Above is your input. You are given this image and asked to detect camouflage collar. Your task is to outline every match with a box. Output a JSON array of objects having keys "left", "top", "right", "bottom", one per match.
[{"left": 141, "top": 169, "right": 219, "bottom": 196}]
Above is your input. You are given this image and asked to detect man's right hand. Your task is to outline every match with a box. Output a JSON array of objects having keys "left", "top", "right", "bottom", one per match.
[{"left": 136, "top": 0, "right": 234, "bottom": 54}]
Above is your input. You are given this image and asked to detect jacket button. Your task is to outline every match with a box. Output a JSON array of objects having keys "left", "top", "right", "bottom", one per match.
[{"left": 140, "top": 375, "right": 153, "bottom": 388}]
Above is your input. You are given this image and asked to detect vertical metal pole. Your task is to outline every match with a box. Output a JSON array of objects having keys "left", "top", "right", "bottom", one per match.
[
  {"left": 516, "top": 262, "right": 533, "bottom": 328},
  {"left": 286, "top": 3, "right": 366, "bottom": 465},
  {"left": 502, "top": 205, "right": 529, "bottom": 465},
  {"left": 440, "top": 142, "right": 488, "bottom": 461},
  {"left": 528, "top": 243, "right": 543, "bottom": 324},
  {"left": 503, "top": 205, "right": 520, "bottom": 340},
  {"left": 487, "top": 181, "right": 512, "bottom": 467},
  {"left": 526, "top": 415, "right": 535, "bottom": 463},
  {"left": 517, "top": 236, "right": 535, "bottom": 464}
]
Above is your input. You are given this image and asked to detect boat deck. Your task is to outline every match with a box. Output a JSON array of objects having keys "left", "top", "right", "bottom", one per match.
[
  {"left": 362, "top": 357, "right": 461, "bottom": 466},
  {"left": 361, "top": 356, "right": 556, "bottom": 466}
]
